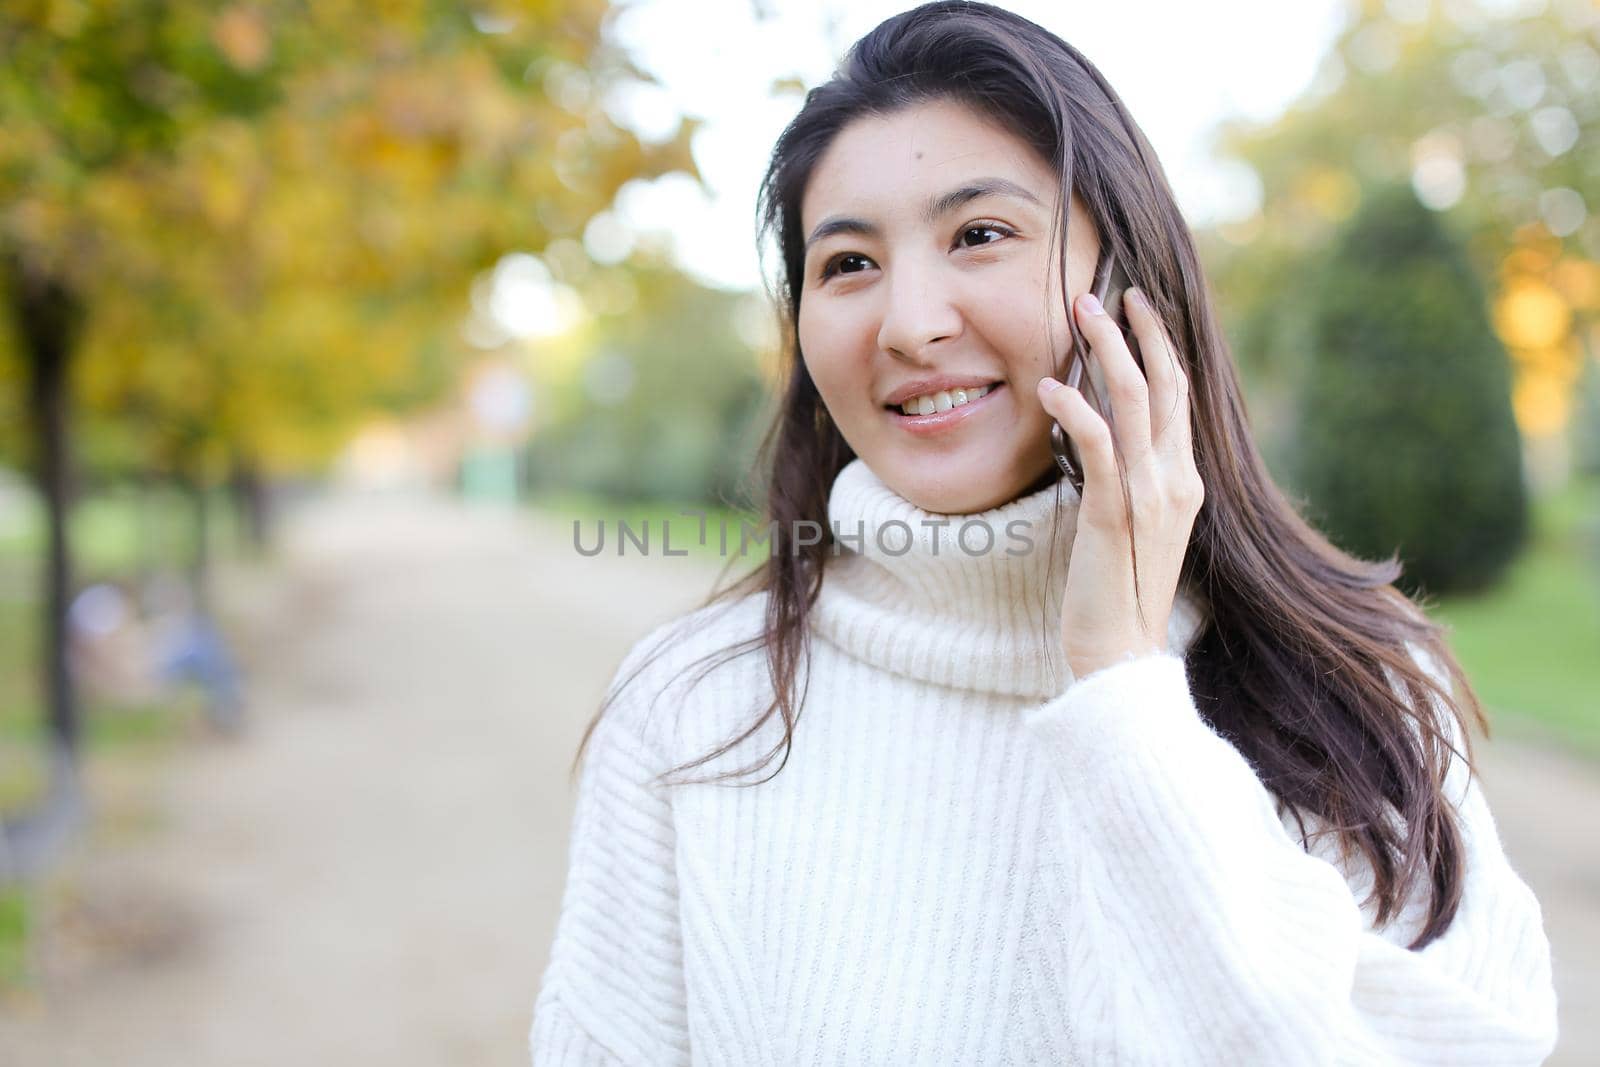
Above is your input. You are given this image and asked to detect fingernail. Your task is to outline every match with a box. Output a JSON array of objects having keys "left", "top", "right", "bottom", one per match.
[
  {"left": 1080, "top": 292, "right": 1104, "bottom": 316},
  {"left": 1127, "top": 286, "right": 1146, "bottom": 308},
  {"left": 1038, "top": 376, "right": 1062, "bottom": 393}
]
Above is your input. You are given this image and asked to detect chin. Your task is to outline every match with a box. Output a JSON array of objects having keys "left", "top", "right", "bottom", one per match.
[{"left": 882, "top": 460, "right": 1022, "bottom": 515}]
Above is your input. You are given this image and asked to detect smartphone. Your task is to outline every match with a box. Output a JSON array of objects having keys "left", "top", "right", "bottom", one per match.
[{"left": 1050, "top": 250, "right": 1143, "bottom": 495}]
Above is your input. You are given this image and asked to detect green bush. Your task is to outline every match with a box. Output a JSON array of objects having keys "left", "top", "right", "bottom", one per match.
[{"left": 1290, "top": 181, "right": 1528, "bottom": 597}]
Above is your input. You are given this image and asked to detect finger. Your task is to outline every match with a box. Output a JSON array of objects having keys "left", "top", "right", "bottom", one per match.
[
  {"left": 1126, "top": 287, "right": 1190, "bottom": 447},
  {"left": 1037, "top": 376, "right": 1121, "bottom": 505},
  {"left": 1076, "top": 292, "right": 1151, "bottom": 463},
  {"left": 1123, "top": 287, "right": 1185, "bottom": 449}
]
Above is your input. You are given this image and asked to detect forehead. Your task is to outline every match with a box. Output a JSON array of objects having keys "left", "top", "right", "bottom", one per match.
[{"left": 800, "top": 98, "right": 1058, "bottom": 231}]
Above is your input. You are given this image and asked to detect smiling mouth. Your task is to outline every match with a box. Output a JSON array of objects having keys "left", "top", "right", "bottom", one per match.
[{"left": 885, "top": 381, "right": 1005, "bottom": 416}]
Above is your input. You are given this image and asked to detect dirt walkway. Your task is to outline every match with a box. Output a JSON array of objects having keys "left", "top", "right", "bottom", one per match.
[
  {"left": 0, "top": 491, "right": 1593, "bottom": 1064},
  {"left": 0, "top": 491, "right": 727, "bottom": 1065}
]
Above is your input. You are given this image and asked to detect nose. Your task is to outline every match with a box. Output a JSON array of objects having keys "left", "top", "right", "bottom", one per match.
[{"left": 875, "top": 252, "right": 963, "bottom": 362}]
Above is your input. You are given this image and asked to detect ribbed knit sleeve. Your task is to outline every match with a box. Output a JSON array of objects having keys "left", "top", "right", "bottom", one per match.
[
  {"left": 529, "top": 646, "right": 690, "bottom": 1066},
  {"left": 1021, "top": 650, "right": 1559, "bottom": 1066}
]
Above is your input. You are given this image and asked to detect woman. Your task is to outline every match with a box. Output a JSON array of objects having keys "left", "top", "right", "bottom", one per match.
[{"left": 529, "top": 3, "right": 1559, "bottom": 1064}]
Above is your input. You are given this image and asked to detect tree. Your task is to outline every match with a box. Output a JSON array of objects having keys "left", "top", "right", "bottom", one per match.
[
  {"left": 1292, "top": 181, "right": 1528, "bottom": 597},
  {"left": 0, "top": 0, "right": 700, "bottom": 877},
  {"left": 1203, "top": 0, "right": 1600, "bottom": 473}
]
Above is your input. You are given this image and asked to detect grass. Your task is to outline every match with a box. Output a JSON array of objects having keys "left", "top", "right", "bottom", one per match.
[
  {"left": 0, "top": 626, "right": 190, "bottom": 995},
  {"left": 1431, "top": 477, "right": 1600, "bottom": 755},
  {"left": 0, "top": 483, "right": 229, "bottom": 992},
  {"left": 0, "top": 482, "right": 240, "bottom": 577},
  {"left": 0, "top": 593, "right": 42, "bottom": 811},
  {"left": 0, "top": 887, "right": 30, "bottom": 993}
]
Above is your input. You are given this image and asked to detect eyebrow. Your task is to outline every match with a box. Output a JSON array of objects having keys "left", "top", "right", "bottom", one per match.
[{"left": 803, "top": 177, "right": 1045, "bottom": 256}]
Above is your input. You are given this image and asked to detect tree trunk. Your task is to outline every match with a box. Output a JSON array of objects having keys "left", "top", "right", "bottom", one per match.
[
  {"left": 230, "top": 457, "right": 271, "bottom": 554},
  {"left": 6, "top": 251, "right": 85, "bottom": 759},
  {"left": 135, "top": 466, "right": 157, "bottom": 592},
  {"left": 190, "top": 477, "right": 212, "bottom": 620}
]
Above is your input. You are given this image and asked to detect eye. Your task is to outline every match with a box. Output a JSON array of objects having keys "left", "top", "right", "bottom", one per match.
[
  {"left": 819, "top": 252, "right": 873, "bottom": 282},
  {"left": 958, "top": 223, "right": 1015, "bottom": 248},
  {"left": 815, "top": 222, "right": 1017, "bottom": 284}
]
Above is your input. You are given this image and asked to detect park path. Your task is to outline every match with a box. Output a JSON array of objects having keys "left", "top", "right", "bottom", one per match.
[{"left": 0, "top": 489, "right": 1595, "bottom": 1064}]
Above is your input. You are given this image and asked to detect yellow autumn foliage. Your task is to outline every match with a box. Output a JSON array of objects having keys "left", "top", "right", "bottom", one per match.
[{"left": 1, "top": 0, "right": 702, "bottom": 483}]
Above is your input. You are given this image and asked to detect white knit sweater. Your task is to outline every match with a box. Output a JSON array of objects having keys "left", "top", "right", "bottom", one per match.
[{"left": 529, "top": 457, "right": 1558, "bottom": 1066}]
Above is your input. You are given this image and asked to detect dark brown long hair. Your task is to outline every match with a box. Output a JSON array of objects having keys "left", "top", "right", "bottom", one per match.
[{"left": 569, "top": 0, "right": 1487, "bottom": 951}]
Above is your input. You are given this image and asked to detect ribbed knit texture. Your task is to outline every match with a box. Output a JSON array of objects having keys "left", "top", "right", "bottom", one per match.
[{"left": 530, "top": 457, "right": 1558, "bottom": 1066}]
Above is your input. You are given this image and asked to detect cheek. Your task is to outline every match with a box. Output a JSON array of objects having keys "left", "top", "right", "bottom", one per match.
[
  {"left": 975, "top": 261, "right": 1069, "bottom": 381},
  {"left": 798, "top": 300, "right": 862, "bottom": 400}
]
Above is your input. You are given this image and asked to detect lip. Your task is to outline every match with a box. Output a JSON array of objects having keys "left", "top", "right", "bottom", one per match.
[
  {"left": 882, "top": 374, "right": 1006, "bottom": 409},
  {"left": 888, "top": 381, "right": 1005, "bottom": 435}
]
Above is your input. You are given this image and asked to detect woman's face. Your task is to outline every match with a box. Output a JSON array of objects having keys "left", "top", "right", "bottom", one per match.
[{"left": 797, "top": 96, "right": 1101, "bottom": 514}]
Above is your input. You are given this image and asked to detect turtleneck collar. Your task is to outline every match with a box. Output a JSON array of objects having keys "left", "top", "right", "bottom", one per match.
[{"left": 810, "top": 456, "right": 1207, "bottom": 701}]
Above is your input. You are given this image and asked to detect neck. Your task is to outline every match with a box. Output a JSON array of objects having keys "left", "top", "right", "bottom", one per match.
[{"left": 810, "top": 457, "right": 1206, "bottom": 699}]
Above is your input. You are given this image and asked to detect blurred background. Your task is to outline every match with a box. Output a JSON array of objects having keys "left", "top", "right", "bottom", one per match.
[{"left": 0, "top": 0, "right": 1595, "bottom": 1063}]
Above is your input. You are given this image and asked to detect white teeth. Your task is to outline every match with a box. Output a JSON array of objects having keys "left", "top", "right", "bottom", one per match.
[{"left": 900, "top": 383, "right": 993, "bottom": 416}]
